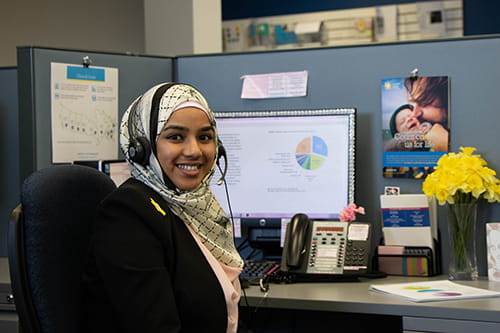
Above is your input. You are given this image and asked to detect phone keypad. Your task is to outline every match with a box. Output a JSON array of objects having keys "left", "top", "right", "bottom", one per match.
[
  {"left": 344, "top": 240, "right": 368, "bottom": 267},
  {"left": 306, "top": 222, "right": 348, "bottom": 274}
]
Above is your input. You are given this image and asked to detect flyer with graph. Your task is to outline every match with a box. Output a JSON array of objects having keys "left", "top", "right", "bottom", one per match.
[
  {"left": 381, "top": 76, "right": 450, "bottom": 179},
  {"left": 50, "top": 62, "right": 119, "bottom": 163},
  {"left": 369, "top": 280, "right": 500, "bottom": 302}
]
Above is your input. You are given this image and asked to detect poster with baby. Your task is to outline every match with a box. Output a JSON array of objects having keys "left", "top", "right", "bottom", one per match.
[{"left": 381, "top": 76, "right": 450, "bottom": 179}]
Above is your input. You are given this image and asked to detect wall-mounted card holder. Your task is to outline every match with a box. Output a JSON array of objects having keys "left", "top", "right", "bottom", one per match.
[{"left": 375, "top": 246, "right": 436, "bottom": 277}]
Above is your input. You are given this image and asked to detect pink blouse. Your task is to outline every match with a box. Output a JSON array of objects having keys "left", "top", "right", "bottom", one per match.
[{"left": 187, "top": 226, "right": 242, "bottom": 333}]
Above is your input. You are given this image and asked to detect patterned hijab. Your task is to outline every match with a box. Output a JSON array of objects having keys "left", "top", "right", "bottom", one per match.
[{"left": 120, "top": 83, "right": 243, "bottom": 268}]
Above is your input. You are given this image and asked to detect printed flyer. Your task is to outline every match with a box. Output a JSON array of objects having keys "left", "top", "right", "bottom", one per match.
[
  {"left": 369, "top": 280, "right": 500, "bottom": 302},
  {"left": 51, "top": 62, "right": 119, "bottom": 163},
  {"left": 381, "top": 76, "right": 450, "bottom": 178}
]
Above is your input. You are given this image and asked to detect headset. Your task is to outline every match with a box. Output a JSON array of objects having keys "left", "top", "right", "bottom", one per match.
[{"left": 127, "top": 82, "right": 227, "bottom": 185}]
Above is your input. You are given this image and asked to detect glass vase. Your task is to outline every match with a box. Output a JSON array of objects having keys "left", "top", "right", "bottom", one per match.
[{"left": 447, "top": 202, "right": 478, "bottom": 280}]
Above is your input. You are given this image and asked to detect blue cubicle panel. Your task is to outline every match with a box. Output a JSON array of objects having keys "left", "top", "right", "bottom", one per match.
[
  {"left": 11, "top": 47, "right": 173, "bottom": 258},
  {"left": 176, "top": 36, "right": 500, "bottom": 275},
  {"left": 16, "top": 47, "right": 174, "bottom": 183},
  {"left": 0, "top": 67, "right": 19, "bottom": 257}
]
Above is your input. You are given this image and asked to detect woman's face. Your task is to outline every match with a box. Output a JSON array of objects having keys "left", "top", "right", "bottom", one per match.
[
  {"left": 156, "top": 107, "right": 216, "bottom": 191},
  {"left": 412, "top": 102, "right": 447, "bottom": 124}
]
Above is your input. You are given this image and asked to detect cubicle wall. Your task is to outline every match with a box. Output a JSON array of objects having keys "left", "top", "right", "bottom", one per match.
[
  {"left": 0, "top": 48, "right": 174, "bottom": 257},
  {"left": 8, "top": 38, "right": 500, "bottom": 274},
  {"left": 0, "top": 68, "right": 19, "bottom": 257},
  {"left": 176, "top": 35, "right": 500, "bottom": 275},
  {"left": 16, "top": 47, "right": 174, "bottom": 182}
]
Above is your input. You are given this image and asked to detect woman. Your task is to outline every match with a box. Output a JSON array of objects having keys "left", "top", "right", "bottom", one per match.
[
  {"left": 403, "top": 76, "right": 448, "bottom": 127},
  {"left": 84, "top": 83, "right": 246, "bottom": 332}
]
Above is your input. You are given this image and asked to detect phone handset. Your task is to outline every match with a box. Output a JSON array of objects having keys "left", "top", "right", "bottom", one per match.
[
  {"left": 280, "top": 213, "right": 310, "bottom": 272},
  {"left": 285, "top": 213, "right": 310, "bottom": 268}
]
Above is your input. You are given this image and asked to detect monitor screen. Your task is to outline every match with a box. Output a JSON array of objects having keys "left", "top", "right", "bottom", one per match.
[
  {"left": 210, "top": 109, "right": 356, "bottom": 257},
  {"left": 73, "top": 159, "right": 131, "bottom": 186},
  {"left": 101, "top": 160, "right": 131, "bottom": 186}
]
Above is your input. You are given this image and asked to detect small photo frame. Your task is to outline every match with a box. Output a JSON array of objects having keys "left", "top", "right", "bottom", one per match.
[{"left": 384, "top": 186, "right": 400, "bottom": 196}]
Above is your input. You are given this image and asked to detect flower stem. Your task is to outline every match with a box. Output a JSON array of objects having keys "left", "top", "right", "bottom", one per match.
[{"left": 447, "top": 200, "right": 478, "bottom": 279}]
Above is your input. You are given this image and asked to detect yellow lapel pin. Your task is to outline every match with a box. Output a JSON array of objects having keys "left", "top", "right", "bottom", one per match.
[{"left": 150, "top": 198, "right": 166, "bottom": 216}]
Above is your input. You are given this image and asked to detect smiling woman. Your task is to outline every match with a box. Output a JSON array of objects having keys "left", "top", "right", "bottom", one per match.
[
  {"left": 83, "top": 82, "right": 249, "bottom": 333},
  {"left": 156, "top": 106, "right": 216, "bottom": 191}
]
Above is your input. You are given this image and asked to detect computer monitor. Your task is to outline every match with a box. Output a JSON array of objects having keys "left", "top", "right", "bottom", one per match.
[
  {"left": 73, "top": 160, "right": 131, "bottom": 186},
  {"left": 210, "top": 108, "right": 356, "bottom": 259}
]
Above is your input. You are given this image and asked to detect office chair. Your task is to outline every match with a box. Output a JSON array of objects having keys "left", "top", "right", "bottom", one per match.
[{"left": 8, "top": 165, "right": 117, "bottom": 333}]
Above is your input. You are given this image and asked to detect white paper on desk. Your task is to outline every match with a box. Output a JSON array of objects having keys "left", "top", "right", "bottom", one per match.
[
  {"left": 383, "top": 227, "right": 434, "bottom": 249},
  {"left": 369, "top": 280, "right": 500, "bottom": 303}
]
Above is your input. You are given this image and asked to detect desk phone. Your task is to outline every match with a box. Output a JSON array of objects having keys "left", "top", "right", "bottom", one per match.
[{"left": 280, "top": 213, "right": 371, "bottom": 276}]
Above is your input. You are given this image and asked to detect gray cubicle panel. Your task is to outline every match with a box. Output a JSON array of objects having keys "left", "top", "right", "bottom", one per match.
[
  {"left": 176, "top": 35, "right": 500, "bottom": 276},
  {"left": 16, "top": 46, "right": 174, "bottom": 183},
  {"left": 0, "top": 67, "right": 20, "bottom": 257}
]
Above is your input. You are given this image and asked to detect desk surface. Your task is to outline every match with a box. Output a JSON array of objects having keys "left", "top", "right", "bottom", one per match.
[
  {"left": 242, "top": 275, "right": 500, "bottom": 323},
  {"left": 0, "top": 257, "right": 15, "bottom": 312},
  {"left": 0, "top": 258, "right": 10, "bottom": 285}
]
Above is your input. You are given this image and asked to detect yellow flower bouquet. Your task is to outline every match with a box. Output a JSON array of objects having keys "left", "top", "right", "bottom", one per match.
[
  {"left": 422, "top": 147, "right": 500, "bottom": 205},
  {"left": 422, "top": 147, "right": 500, "bottom": 280}
]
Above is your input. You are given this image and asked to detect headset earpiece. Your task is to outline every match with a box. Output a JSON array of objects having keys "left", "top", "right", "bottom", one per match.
[
  {"left": 127, "top": 83, "right": 179, "bottom": 166},
  {"left": 127, "top": 98, "right": 152, "bottom": 166},
  {"left": 128, "top": 136, "right": 151, "bottom": 165}
]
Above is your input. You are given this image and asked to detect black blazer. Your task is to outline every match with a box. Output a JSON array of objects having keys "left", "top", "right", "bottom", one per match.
[{"left": 83, "top": 178, "right": 229, "bottom": 332}]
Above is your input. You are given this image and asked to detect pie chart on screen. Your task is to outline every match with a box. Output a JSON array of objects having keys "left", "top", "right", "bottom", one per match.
[{"left": 295, "top": 136, "right": 328, "bottom": 170}]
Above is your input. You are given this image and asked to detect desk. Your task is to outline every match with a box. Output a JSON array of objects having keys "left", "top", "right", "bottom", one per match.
[
  {"left": 0, "top": 258, "right": 18, "bottom": 333},
  {"left": 241, "top": 275, "right": 500, "bottom": 333}
]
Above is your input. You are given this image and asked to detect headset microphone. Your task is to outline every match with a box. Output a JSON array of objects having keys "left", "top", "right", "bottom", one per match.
[
  {"left": 216, "top": 140, "right": 237, "bottom": 242},
  {"left": 216, "top": 142, "right": 228, "bottom": 185}
]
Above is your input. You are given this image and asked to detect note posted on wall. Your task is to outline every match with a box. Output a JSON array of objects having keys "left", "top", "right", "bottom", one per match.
[{"left": 240, "top": 70, "right": 308, "bottom": 99}]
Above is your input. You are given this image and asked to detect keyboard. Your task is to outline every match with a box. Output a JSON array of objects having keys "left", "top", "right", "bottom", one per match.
[{"left": 240, "top": 260, "right": 281, "bottom": 285}]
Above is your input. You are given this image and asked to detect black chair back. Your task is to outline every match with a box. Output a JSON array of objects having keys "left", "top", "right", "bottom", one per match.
[{"left": 8, "top": 165, "right": 117, "bottom": 333}]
